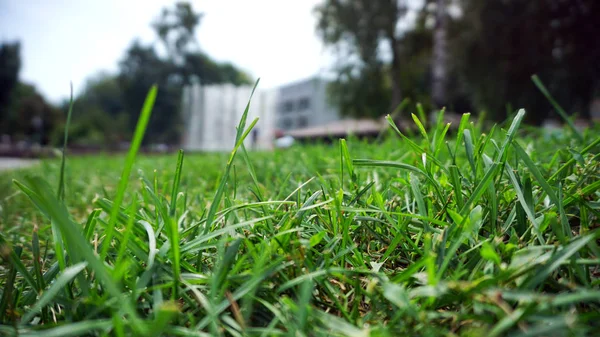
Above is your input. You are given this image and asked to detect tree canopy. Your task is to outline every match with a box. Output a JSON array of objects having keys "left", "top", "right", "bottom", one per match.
[
  {"left": 0, "top": 42, "right": 61, "bottom": 145},
  {"left": 315, "top": 0, "right": 408, "bottom": 118},
  {"left": 77, "top": 1, "right": 252, "bottom": 146},
  {"left": 0, "top": 42, "right": 22, "bottom": 134},
  {"left": 453, "top": 0, "right": 600, "bottom": 122},
  {"left": 316, "top": 0, "right": 600, "bottom": 123}
]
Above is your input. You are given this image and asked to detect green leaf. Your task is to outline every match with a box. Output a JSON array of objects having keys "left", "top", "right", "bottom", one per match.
[
  {"left": 309, "top": 231, "right": 327, "bottom": 248},
  {"left": 480, "top": 241, "right": 501, "bottom": 266}
]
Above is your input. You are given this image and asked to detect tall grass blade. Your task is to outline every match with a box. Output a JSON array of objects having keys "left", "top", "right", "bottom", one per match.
[
  {"left": 100, "top": 85, "right": 157, "bottom": 260},
  {"left": 169, "top": 149, "right": 184, "bottom": 217},
  {"left": 531, "top": 74, "right": 583, "bottom": 142},
  {"left": 202, "top": 79, "right": 260, "bottom": 235}
]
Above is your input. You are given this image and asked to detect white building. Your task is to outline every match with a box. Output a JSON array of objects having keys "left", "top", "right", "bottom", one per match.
[{"left": 181, "top": 83, "right": 277, "bottom": 151}]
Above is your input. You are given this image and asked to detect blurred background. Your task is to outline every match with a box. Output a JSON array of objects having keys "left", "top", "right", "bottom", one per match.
[{"left": 1, "top": 0, "right": 599, "bottom": 156}]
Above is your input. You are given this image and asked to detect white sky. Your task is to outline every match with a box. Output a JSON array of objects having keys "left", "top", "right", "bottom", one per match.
[{"left": 0, "top": 0, "right": 333, "bottom": 103}]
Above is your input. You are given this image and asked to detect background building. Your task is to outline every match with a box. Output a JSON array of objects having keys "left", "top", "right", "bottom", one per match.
[
  {"left": 181, "top": 83, "right": 277, "bottom": 151},
  {"left": 181, "top": 77, "right": 345, "bottom": 152},
  {"left": 275, "top": 77, "right": 340, "bottom": 132}
]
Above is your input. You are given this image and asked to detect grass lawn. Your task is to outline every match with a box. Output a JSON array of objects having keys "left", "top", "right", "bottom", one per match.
[{"left": 1, "top": 92, "right": 600, "bottom": 336}]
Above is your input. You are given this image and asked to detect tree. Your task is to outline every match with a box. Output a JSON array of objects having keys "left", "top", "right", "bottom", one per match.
[
  {"left": 65, "top": 73, "right": 129, "bottom": 147},
  {"left": 0, "top": 42, "right": 61, "bottom": 144},
  {"left": 183, "top": 53, "right": 252, "bottom": 86},
  {"left": 431, "top": 0, "right": 449, "bottom": 108},
  {"left": 8, "top": 82, "right": 61, "bottom": 145},
  {"left": 117, "top": 1, "right": 252, "bottom": 144},
  {"left": 0, "top": 41, "right": 21, "bottom": 134},
  {"left": 327, "top": 64, "right": 391, "bottom": 119},
  {"left": 118, "top": 41, "right": 181, "bottom": 144},
  {"left": 77, "top": 73, "right": 126, "bottom": 117},
  {"left": 452, "top": 0, "right": 600, "bottom": 123},
  {"left": 152, "top": 1, "right": 202, "bottom": 64},
  {"left": 315, "top": 0, "right": 408, "bottom": 116}
]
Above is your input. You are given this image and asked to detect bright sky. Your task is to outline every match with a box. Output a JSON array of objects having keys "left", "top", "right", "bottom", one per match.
[{"left": 0, "top": 0, "right": 332, "bottom": 103}]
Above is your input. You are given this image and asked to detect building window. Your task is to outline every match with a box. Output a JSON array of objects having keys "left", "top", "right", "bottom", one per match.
[
  {"left": 297, "top": 116, "right": 308, "bottom": 128},
  {"left": 298, "top": 97, "right": 310, "bottom": 110},
  {"left": 282, "top": 101, "right": 294, "bottom": 113},
  {"left": 281, "top": 118, "right": 293, "bottom": 129}
]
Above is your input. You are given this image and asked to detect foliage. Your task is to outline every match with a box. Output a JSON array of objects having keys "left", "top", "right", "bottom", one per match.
[
  {"left": 316, "top": 0, "right": 600, "bottom": 122},
  {"left": 0, "top": 41, "right": 21, "bottom": 132},
  {"left": 117, "top": 41, "right": 182, "bottom": 144},
  {"left": 1, "top": 41, "right": 61, "bottom": 144},
  {"left": 451, "top": 0, "right": 600, "bottom": 123},
  {"left": 327, "top": 65, "right": 391, "bottom": 119},
  {"left": 114, "top": 1, "right": 252, "bottom": 145},
  {"left": 1, "top": 87, "right": 599, "bottom": 335},
  {"left": 152, "top": 1, "right": 202, "bottom": 64},
  {"left": 315, "top": 0, "right": 407, "bottom": 116},
  {"left": 55, "top": 73, "right": 129, "bottom": 147},
  {"left": 4, "top": 83, "right": 61, "bottom": 145}
]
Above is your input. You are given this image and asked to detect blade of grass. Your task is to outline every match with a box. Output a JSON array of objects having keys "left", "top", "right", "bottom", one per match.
[
  {"left": 18, "top": 319, "right": 113, "bottom": 337},
  {"left": 57, "top": 82, "right": 74, "bottom": 201},
  {"left": 452, "top": 113, "right": 471, "bottom": 164},
  {"left": 549, "top": 135, "right": 600, "bottom": 182},
  {"left": 0, "top": 246, "right": 21, "bottom": 324},
  {"left": 167, "top": 150, "right": 184, "bottom": 298},
  {"left": 169, "top": 149, "right": 184, "bottom": 217},
  {"left": 0, "top": 234, "right": 39, "bottom": 292},
  {"left": 202, "top": 79, "right": 260, "bottom": 236},
  {"left": 521, "top": 233, "right": 597, "bottom": 289},
  {"left": 504, "top": 162, "right": 545, "bottom": 244},
  {"left": 531, "top": 74, "right": 583, "bottom": 142},
  {"left": 21, "top": 262, "right": 88, "bottom": 323},
  {"left": 100, "top": 85, "right": 157, "bottom": 260},
  {"left": 14, "top": 176, "right": 147, "bottom": 334}
]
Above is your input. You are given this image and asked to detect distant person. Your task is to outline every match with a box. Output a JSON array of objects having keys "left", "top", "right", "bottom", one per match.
[{"left": 251, "top": 128, "right": 259, "bottom": 149}]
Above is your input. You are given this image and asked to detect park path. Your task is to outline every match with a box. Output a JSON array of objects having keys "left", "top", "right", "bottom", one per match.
[{"left": 0, "top": 158, "right": 39, "bottom": 172}]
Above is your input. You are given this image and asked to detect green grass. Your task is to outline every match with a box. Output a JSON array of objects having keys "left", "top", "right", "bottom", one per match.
[{"left": 1, "top": 91, "right": 600, "bottom": 336}]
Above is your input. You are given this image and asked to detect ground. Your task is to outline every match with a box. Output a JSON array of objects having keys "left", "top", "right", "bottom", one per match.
[{"left": 0, "top": 113, "right": 599, "bottom": 336}]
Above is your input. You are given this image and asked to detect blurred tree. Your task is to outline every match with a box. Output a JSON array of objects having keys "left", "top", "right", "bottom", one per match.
[
  {"left": 1, "top": 42, "right": 61, "bottom": 144},
  {"left": 152, "top": 1, "right": 202, "bottom": 64},
  {"left": 327, "top": 64, "right": 391, "bottom": 119},
  {"left": 118, "top": 41, "right": 181, "bottom": 144},
  {"left": 431, "top": 0, "right": 449, "bottom": 108},
  {"left": 315, "top": 0, "right": 408, "bottom": 116},
  {"left": 152, "top": 1, "right": 251, "bottom": 86},
  {"left": 8, "top": 83, "right": 61, "bottom": 145},
  {"left": 452, "top": 0, "right": 600, "bottom": 123},
  {"left": 117, "top": 1, "right": 252, "bottom": 144},
  {"left": 78, "top": 72, "right": 126, "bottom": 118},
  {"left": 183, "top": 53, "right": 252, "bottom": 86},
  {"left": 0, "top": 41, "right": 21, "bottom": 134},
  {"left": 64, "top": 73, "right": 129, "bottom": 147}
]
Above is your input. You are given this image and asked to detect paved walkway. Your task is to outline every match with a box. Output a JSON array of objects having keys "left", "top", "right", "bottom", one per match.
[{"left": 0, "top": 158, "right": 39, "bottom": 172}]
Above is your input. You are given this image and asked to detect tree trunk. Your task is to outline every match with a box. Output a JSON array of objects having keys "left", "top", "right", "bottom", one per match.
[{"left": 431, "top": 0, "right": 449, "bottom": 109}]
